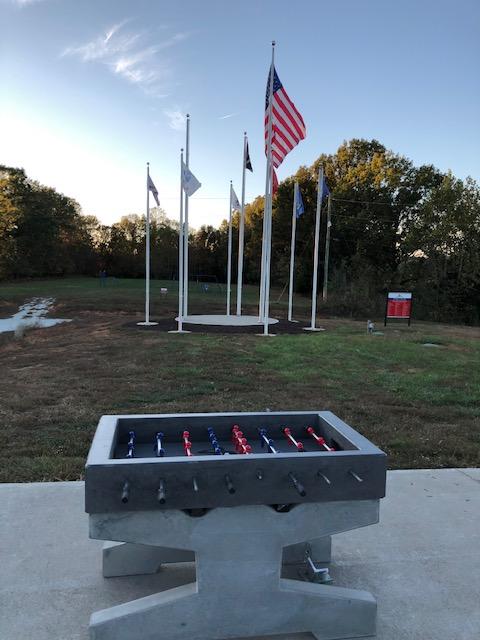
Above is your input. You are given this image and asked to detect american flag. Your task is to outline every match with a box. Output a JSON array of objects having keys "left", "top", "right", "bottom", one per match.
[
  {"left": 265, "top": 66, "right": 306, "bottom": 192},
  {"left": 147, "top": 174, "right": 160, "bottom": 206}
]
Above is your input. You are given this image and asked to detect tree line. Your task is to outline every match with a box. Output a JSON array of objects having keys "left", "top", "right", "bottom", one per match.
[{"left": 1, "top": 138, "right": 479, "bottom": 323}]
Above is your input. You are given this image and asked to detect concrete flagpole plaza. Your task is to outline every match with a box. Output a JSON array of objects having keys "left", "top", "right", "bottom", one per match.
[
  {"left": 305, "top": 165, "right": 325, "bottom": 332},
  {"left": 236, "top": 132, "right": 248, "bottom": 316},
  {"left": 137, "top": 162, "right": 158, "bottom": 326}
]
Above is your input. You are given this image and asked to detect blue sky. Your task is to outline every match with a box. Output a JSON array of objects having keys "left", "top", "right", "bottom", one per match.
[{"left": 1, "top": 0, "right": 479, "bottom": 227}]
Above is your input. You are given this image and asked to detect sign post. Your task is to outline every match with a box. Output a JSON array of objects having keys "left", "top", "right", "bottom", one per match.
[{"left": 384, "top": 292, "right": 413, "bottom": 326}]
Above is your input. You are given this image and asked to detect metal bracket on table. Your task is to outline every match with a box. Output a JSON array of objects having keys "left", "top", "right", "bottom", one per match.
[{"left": 302, "top": 544, "right": 333, "bottom": 584}]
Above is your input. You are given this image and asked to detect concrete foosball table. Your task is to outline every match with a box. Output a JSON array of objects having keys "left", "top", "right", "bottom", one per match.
[{"left": 85, "top": 411, "right": 387, "bottom": 640}]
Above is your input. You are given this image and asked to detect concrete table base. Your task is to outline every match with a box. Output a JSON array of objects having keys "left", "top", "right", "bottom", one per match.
[{"left": 89, "top": 500, "right": 379, "bottom": 640}]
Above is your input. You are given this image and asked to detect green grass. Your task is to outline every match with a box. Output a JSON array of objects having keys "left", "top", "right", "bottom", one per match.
[
  {"left": 255, "top": 332, "right": 480, "bottom": 411},
  {"left": 0, "top": 275, "right": 310, "bottom": 316},
  {"left": 0, "top": 276, "right": 479, "bottom": 481}
]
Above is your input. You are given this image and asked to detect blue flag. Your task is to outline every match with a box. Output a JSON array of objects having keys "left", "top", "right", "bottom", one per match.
[
  {"left": 322, "top": 176, "right": 330, "bottom": 199},
  {"left": 295, "top": 183, "right": 305, "bottom": 218}
]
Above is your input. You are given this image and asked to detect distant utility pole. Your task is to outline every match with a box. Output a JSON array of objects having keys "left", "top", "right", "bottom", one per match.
[{"left": 322, "top": 195, "right": 332, "bottom": 301}]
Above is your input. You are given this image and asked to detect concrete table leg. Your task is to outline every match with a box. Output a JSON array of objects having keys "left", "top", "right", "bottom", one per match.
[
  {"left": 89, "top": 500, "right": 379, "bottom": 640},
  {"left": 103, "top": 542, "right": 194, "bottom": 577}
]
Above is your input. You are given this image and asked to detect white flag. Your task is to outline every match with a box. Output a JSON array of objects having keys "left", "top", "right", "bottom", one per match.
[
  {"left": 182, "top": 161, "right": 201, "bottom": 196},
  {"left": 147, "top": 174, "right": 160, "bottom": 206},
  {"left": 231, "top": 187, "right": 241, "bottom": 211}
]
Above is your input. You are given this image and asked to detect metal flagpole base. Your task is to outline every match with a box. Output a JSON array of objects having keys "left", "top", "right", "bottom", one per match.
[
  {"left": 303, "top": 327, "right": 325, "bottom": 332},
  {"left": 255, "top": 333, "right": 277, "bottom": 337},
  {"left": 168, "top": 329, "right": 191, "bottom": 334},
  {"left": 137, "top": 321, "right": 159, "bottom": 326}
]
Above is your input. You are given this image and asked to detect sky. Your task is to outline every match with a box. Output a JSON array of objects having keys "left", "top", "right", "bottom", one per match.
[{"left": 1, "top": 0, "right": 479, "bottom": 228}]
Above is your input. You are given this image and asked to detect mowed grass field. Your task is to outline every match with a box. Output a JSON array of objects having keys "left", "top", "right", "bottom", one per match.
[{"left": 0, "top": 276, "right": 479, "bottom": 482}]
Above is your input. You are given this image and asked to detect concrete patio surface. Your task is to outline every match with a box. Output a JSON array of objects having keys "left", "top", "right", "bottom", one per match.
[{"left": 0, "top": 469, "right": 479, "bottom": 640}]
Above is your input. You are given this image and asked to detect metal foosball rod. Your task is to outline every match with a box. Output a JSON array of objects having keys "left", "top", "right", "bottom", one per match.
[
  {"left": 258, "top": 427, "right": 278, "bottom": 454},
  {"left": 231, "top": 424, "right": 242, "bottom": 443},
  {"left": 182, "top": 430, "right": 193, "bottom": 457},
  {"left": 283, "top": 427, "right": 304, "bottom": 452},
  {"left": 126, "top": 431, "right": 136, "bottom": 458},
  {"left": 232, "top": 425, "right": 252, "bottom": 454},
  {"left": 155, "top": 432, "right": 165, "bottom": 457},
  {"left": 306, "top": 426, "right": 335, "bottom": 451},
  {"left": 207, "top": 427, "right": 223, "bottom": 455}
]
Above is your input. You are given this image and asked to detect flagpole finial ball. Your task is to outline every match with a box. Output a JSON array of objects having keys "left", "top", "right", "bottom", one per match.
[
  {"left": 186, "top": 113, "right": 190, "bottom": 119},
  {"left": 272, "top": 40, "right": 276, "bottom": 46}
]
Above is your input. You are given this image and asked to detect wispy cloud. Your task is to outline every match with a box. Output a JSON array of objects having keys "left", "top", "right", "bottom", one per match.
[
  {"left": 11, "top": 0, "right": 48, "bottom": 6},
  {"left": 164, "top": 109, "right": 186, "bottom": 131},
  {"left": 61, "top": 21, "right": 189, "bottom": 95},
  {"left": 219, "top": 112, "right": 238, "bottom": 120}
]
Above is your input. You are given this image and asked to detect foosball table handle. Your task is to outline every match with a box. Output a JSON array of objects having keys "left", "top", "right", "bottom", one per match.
[
  {"left": 121, "top": 481, "right": 130, "bottom": 503},
  {"left": 288, "top": 472, "right": 306, "bottom": 497},
  {"left": 349, "top": 470, "right": 363, "bottom": 483},
  {"left": 157, "top": 479, "right": 166, "bottom": 504},
  {"left": 224, "top": 474, "right": 236, "bottom": 494},
  {"left": 317, "top": 471, "right": 331, "bottom": 485}
]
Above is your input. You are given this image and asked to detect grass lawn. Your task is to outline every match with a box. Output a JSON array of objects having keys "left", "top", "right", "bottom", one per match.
[{"left": 0, "top": 276, "right": 479, "bottom": 482}]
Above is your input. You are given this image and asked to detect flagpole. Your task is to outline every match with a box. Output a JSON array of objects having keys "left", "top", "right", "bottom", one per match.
[
  {"left": 226, "top": 181, "right": 233, "bottom": 315},
  {"left": 287, "top": 181, "right": 298, "bottom": 322},
  {"left": 236, "top": 132, "right": 247, "bottom": 315},
  {"left": 169, "top": 149, "right": 191, "bottom": 334},
  {"left": 138, "top": 162, "right": 158, "bottom": 326},
  {"left": 262, "top": 174, "right": 273, "bottom": 334},
  {"left": 258, "top": 206, "right": 267, "bottom": 321},
  {"left": 260, "top": 40, "right": 276, "bottom": 336},
  {"left": 258, "top": 184, "right": 268, "bottom": 322},
  {"left": 145, "top": 162, "right": 151, "bottom": 323},
  {"left": 183, "top": 114, "right": 190, "bottom": 319},
  {"left": 323, "top": 194, "right": 332, "bottom": 301},
  {"left": 304, "top": 164, "right": 324, "bottom": 332}
]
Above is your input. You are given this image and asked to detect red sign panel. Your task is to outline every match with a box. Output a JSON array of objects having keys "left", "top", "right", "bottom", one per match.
[{"left": 385, "top": 292, "right": 412, "bottom": 325}]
